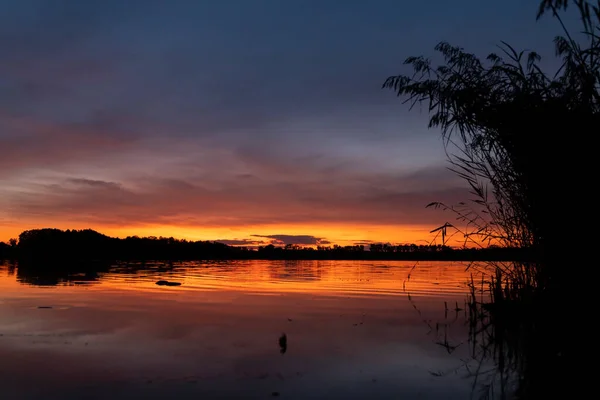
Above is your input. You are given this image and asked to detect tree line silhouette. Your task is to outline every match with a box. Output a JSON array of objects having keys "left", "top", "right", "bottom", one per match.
[{"left": 0, "top": 228, "right": 532, "bottom": 265}]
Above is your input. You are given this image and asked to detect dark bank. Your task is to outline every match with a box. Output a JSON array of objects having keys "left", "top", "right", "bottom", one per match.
[{"left": 0, "top": 228, "right": 534, "bottom": 265}]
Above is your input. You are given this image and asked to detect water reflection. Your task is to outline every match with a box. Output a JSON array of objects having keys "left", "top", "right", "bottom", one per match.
[
  {"left": 268, "top": 260, "right": 323, "bottom": 282},
  {"left": 0, "top": 260, "right": 489, "bottom": 399}
]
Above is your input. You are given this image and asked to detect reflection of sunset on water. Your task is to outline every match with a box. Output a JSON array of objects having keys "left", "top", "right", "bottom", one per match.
[
  {"left": 0, "top": 260, "right": 481, "bottom": 298},
  {"left": 0, "top": 260, "right": 490, "bottom": 399}
]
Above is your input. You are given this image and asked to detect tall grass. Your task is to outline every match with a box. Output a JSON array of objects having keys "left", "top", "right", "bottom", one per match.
[
  {"left": 383, "top": 0, "right": 598, "bottom": 283},
  {"left": 385, "top": 1, "right": 597, "bottom": 398},
  {"left": 383, "top": 0, "right": 599, "bottom": 295}
]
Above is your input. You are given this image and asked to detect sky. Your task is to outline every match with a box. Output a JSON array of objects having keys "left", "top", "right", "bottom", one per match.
[{"left": 0, "top": 0, "right": 577, "bottom": 247}]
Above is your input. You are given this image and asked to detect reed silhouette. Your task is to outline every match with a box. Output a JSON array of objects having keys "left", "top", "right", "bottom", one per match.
[
  {"left": 463, "top": 271, "right": 569, "bottom": 399},
  {"left": 384, "top": 0, "right": 597, "bottom": 397},
  {"left": 406, "top": 272, "right": 568, "bottom": 400}
]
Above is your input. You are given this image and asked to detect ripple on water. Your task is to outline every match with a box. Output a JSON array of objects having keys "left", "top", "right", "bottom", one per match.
[
  {"left": 0, "top": 259, "right": 487, "bottom": 400},
  {"left": 86, "top": 260, "right": 478, "bottom": 299}
]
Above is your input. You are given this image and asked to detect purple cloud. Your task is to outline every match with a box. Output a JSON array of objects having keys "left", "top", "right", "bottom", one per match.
[{"left": 251, "top": 235, "right": 332, "bottom": 246}]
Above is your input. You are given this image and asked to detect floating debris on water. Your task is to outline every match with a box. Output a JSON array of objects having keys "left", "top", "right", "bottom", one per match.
[
  {"left": 279, "top": 333, "right": 287, "bottom": 354},
  {"left": 155, "top": 280, "right": 181, "bottom": 286}
]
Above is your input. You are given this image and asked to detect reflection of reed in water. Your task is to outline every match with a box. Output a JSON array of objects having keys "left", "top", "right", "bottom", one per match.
[
  {"left": 463, "top": 262, "right": 569, "bottom": 400},
  {"left": 411, "top": 260, "right": 571, "bottom": 400}
]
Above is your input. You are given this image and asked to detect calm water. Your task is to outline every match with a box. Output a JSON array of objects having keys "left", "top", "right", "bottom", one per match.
[{"left": 0, "top": 260, "right": 492, "bottom": 400}]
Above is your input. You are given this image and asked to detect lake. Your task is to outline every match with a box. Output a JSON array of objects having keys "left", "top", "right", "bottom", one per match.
[{"left": 0, "top": 260, "right": 496, "bottom": 399}]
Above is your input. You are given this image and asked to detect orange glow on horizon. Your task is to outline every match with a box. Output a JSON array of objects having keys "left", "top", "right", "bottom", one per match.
[{"left": 0, "top": 221, "right": 464, "bottom": 247}]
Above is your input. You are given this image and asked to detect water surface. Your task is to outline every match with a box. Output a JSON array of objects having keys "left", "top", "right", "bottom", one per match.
[{"left": 0, "top": 260, "right": 488, "bottom": 399}]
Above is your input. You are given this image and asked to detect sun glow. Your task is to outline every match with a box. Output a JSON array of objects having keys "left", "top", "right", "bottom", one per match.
[{"left": 0, "top": 222, "right": 453, "bottom": 247}]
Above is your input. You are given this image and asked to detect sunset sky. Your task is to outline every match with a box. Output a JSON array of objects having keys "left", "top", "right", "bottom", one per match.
[{"left": 0, "top": 0, "right": 574, "bottom": 246}]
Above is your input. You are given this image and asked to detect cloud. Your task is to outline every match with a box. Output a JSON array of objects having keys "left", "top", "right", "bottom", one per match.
[
  {"left": 0, "top": 114, "right": 141, "bottom": 177},
  {"left": 214, "top": 239, "right": 265, "bottom": 246},
  {"left": 2, "top": 162, "right": 472, "bottom": 233},
  {"left": 66, "top": 178, "right": 123, "bottom": 190},
  {"left": 352, "top": 240, "right": 375, "bottom": 246},
  {"left": 251, "top": 235, "right": 331, "bottom": 246},
  {"left": 2, "top": 0, "right": 525, "bottom": 242}
]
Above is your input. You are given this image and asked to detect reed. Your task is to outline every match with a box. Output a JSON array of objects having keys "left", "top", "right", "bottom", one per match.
[
  {"left": 386, "top": 1, "right": 597, "bottom": 397},
  {"left": 383, "top": 0, "right": 599, "bottom": 290}
]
